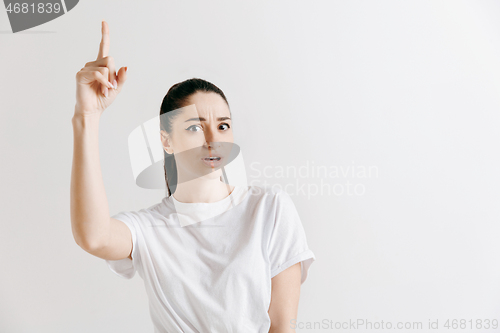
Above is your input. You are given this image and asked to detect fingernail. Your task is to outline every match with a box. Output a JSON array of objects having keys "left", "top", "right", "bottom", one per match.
[
  {"left": 107, "top": 81, "right": 114, "bottom": 89},
  {"left": 125, "top": 67, "right": 128, "bottom": 72},
  {"left": 104, "top": 87, "right": 108, "bottom": 97},
  {"left": 113, "top": 79, "right": 117, "bottom": 90}
]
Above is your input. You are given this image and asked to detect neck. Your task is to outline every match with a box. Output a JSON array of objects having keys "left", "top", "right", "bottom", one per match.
[{"left": 172, "top": 177, "right": 235, "bottom": 203}]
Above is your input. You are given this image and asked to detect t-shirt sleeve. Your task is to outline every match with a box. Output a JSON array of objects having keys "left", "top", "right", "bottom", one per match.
[
  {"left": 268, "top": 189, "right": 316, "bottom": 284},
  {"left": 105, "top": 211, "right": 140, "bottom": 280}
]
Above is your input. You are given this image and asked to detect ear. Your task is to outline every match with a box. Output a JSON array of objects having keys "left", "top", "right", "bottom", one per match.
[{"left": 160, "top": 130, "right": 173, "bottom": 154}]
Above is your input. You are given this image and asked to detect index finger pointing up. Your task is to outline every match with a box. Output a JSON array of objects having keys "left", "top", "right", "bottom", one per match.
[{"left": 97, "top": 20, "right": 110, "bottom": 60}]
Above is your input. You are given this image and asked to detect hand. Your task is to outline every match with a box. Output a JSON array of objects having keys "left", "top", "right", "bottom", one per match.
[{"left": 74, "top": 20, "right": 128, "bottom": 117}]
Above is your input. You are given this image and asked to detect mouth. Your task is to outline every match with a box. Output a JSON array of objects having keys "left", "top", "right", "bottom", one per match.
[
  {"left": 202, "top": 156, "right": 222, "bottom": 161},
  {"left": 201, "top": 154, "right": 223, "bottom": 168}
]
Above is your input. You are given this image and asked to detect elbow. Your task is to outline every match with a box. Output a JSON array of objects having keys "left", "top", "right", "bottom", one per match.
[
  {"left": 74, "top": 233, "right": 105, "bottom": 253},
  {"left": 71, "top": 219, "right": 109, "bottom": 252}
]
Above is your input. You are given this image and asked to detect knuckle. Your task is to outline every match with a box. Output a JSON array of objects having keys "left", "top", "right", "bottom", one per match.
[{"left": 103, "top": 56, "right": 114, "bottom": 66}]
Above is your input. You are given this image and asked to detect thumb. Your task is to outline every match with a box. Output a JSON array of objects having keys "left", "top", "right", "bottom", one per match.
[{"left": 116, "top": 66, "right": 128, "bottom": 91}]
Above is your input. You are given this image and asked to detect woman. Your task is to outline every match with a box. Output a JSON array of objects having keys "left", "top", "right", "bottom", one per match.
[{"left": 70, "top": 21, "right": 315, "bottom": 333}]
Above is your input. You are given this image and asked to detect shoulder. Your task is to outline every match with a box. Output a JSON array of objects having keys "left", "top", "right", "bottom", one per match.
[
  {"left": 114, "top": 199, "right": 168, "bottom": 226},
  {"left": 246, "top": 185, "right": 293, "bottom": 207}
]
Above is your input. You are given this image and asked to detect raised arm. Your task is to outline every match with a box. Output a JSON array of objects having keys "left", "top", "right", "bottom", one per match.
[{"left": 70, "top": 21, "right": 130, "bottom": 259}]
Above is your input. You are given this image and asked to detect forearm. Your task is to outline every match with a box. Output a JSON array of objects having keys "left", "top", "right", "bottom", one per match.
[
  {"left": 70, "top": 110, "right": 110, "bottom": 250},
  {"left": 268, "top": 263, "right": 301, "bottom": 333}
]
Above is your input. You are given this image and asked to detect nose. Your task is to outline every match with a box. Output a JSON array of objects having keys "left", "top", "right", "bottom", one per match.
[{"left": 203, "top": 126, "right": 222, "bottom": 149}]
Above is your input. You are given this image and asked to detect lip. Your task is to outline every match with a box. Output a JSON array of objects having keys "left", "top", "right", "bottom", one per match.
[
  {"left": 201, "top": 155, "right": 223, "bottom": 168},
  {"left": 203, "top": 153, "right": 222, "bottom": 159}
]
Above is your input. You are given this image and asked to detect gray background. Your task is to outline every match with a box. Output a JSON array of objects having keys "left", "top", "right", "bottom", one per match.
[{"left": 1, "top": 0, "right": 500, "bottom": 332}]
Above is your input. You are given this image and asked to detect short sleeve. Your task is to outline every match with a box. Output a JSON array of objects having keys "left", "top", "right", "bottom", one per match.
[
  {"left": 268, "top": 189, "right": 316, "bottom": 284},
  {"left": 105, "top": 211, "right": 140, "bottom": 280}
]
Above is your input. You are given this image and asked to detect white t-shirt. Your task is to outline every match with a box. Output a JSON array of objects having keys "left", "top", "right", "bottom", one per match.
[{"left": 105, "top": 185, "right": 315, "bottom": 333}]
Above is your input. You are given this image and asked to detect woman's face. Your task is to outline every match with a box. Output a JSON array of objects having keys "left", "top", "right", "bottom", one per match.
[{"left": 161, "top": 91, "right": 234, "bottom": 182}]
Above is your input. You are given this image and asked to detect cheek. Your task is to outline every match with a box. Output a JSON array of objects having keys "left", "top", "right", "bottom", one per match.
[{"left": 173, "top": 131, "right": 205, "bottom": 153}]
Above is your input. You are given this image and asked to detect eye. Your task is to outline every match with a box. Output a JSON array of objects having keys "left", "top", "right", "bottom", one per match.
[
  {"left": 186, "top": 124, "right": 203, "bottom": 132},
  {"left": 219, "top": 123, "right": 230, "bottom": 130}
]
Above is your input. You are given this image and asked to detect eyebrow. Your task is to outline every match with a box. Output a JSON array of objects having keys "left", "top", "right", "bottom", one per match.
[{"left": 184, "top": 117, "right": 231, "bottom": 122}]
